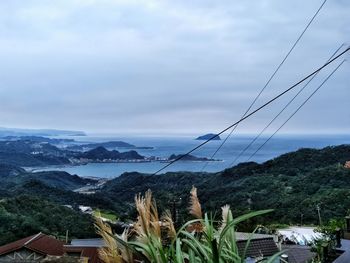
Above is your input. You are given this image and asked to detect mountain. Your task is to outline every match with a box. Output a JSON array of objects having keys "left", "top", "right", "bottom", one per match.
[
  {"left": 0, "top": 140, "right": 61, "bottom": 154},
  {"left": 12, "top": 171, "right": 95, "bottom": 191},
  {"left": 195, "top": 133, "right": 221, "bottom": 140},
  {"left": 0, "top": 164, "right": 114, "bottom": 214},
  {"left": 0, "top": 164, "right": 94, "bottom": 191},
  {"left": 0, "top": 127, "right": 86, "bottom": 137},
  {"left": 0, "top": 165, "right": 111, "bottom": 246},
  {"left": 2, "top": 135, "right": 75, "bottom": 145},
  {"left": 0, "top": 163, "right": 25, "bottom": 176},
  {"left": 101, "top": 144, "right": 350, "bottom": 225},
  {"left": 0, "top": 138, "right": 147, "bottom": 167},
  {"left": 0, "top": 152, "right": 70, "bottom": 167},
  {"left": 0, "top": 140, "right": 72, "bottom": 166},
  {"left": 67, "top": 141, "right": 153, "bottom": 151},
  {"left": 77, "top": 146, "right": 145, "bottom": 161}
]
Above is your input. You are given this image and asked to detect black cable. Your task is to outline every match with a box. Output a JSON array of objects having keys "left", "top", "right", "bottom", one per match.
[
  {"left": 152, "top": 47, "right": 350, "bottom": 175},
  {"left": 200, "top": 0, "right": 328, "bottom": 171},
  {"left": 247, "top": 59, "right": 346, "bottom": 162},
  {"left": 229, "top": 43, "right": 345, "bottom": 167}
]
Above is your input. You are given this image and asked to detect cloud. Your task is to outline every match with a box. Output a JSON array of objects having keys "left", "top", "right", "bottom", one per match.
[{"left": 0, "top": 0, "right": 348, "bottom": 134}]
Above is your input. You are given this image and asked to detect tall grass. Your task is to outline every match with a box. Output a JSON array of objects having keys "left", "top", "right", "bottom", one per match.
[{"left": 95, "top": 187, "right": 281, "bottom": 263}]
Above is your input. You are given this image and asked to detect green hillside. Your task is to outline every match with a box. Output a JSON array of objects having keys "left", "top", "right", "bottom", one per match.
[
  {"left": 0, "top": 195, "right": 96, "bottom": 245},
  {"left": 102, "top": 145, "right": 350, "bottom": 224}
]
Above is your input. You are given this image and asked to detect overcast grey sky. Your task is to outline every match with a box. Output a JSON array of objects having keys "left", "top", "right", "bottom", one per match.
[{"left": 0, "top": 0, "right": 349, "bottom": 135}]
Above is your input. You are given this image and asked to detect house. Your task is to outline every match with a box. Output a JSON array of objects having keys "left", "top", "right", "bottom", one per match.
[
  {"left": 78, "top": 205, "right": 93, "bottom": 214},
  {"left": 235, "top": 232, "right": 279, "bottom": 261},
  {"left": 64, "top": 238, "right": 106, "bottom": 263},
  {"left": 0, "top": 234, "right": 105, "bottom": 263},
  {"left": 235, "top": 231, "right": 317, "bottom": 263},
  {"left": 277, "top": 226, "right": 321, "bottom": 245},
  {"left": 0, "top": 233, "right": 64, "bottom": 262}
]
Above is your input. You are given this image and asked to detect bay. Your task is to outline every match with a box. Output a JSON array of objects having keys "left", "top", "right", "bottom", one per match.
[{"left": 36, "top": 134, "right": 350, "bottom": 178}]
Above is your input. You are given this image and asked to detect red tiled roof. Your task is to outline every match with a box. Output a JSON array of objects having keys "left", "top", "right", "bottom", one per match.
[{"left": 0, "top": 233, "right": 64, "bottom": 256}]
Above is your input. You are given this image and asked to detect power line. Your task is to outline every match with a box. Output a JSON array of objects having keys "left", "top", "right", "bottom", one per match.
[
  {"left": 153, "top": 47, "right": 350, "bottom": 175},
  {"left": 200, "top": 0, "right": 328, "bottom": 171},
  {"left": 229, "top": 44, "right": 345, "bottom": 167},
  {"left": 246, "top": 59, "right": 346, "bottom": 162}
]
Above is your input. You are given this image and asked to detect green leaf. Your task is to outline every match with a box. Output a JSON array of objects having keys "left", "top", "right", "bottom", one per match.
[{"left": 176, "top": 239, "right": 184, "bottom": 263}]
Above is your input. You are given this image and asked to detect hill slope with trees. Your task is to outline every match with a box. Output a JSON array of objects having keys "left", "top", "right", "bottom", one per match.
[{"left": 102, "top": 145, "right": 350, "bottom": 224}]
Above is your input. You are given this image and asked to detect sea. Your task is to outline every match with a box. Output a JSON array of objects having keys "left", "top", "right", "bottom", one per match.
[{"left": 36, "top": 134, "right": 350, "bottom": 179}]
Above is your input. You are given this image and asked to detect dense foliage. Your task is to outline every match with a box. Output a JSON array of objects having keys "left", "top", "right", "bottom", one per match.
[
  {"left": 102, "top": 145, "right": 350, "bottom": 225},
  {"left": 0, "top": 166, "right": 94, "bottom": 191},
  {"left": 0, "top": 195, "right": 96, "bottom": 245}
]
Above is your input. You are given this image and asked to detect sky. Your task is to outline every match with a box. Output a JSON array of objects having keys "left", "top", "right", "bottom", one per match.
[{"left": 0, "top": 0, "right": 349, "bottom": 135}]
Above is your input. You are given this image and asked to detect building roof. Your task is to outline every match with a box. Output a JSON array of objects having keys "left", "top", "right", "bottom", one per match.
[
  {"left": 333, "top": 251, "right": 350, "bottom": 263},
  {"left": 235, "top": 232, "right": 275, "bottom": 241},
  {"left": 64, "top": 246, "right": 103, "bottom": 263},
  {"left": 278, "top": 226, "right": 321, "bottom": 245},
  {"left": 70, "top": 238, "right": 106, "bottom": 247},
  {"left": 236, "top": 237, "right": 279, "bottom": 258},
  {"left": 336, "top": 239, "right": 350, "bottom": 252},
  {"left": 64, "top": 238, "right": 107, "bottom": 263},
  {"left": 0, "top": 232, "right": 64, "bottom": 256},
  {"left": 333, "top": 239, "right": 350, "bottom": 263},
  {"left": 281, "top": 245, "right": 316, "bottom": 263}
]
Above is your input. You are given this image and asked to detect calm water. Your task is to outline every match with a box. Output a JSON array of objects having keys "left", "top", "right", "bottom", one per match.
[{"left": 37, "top": 134, "right": 350, "bottom": 178}]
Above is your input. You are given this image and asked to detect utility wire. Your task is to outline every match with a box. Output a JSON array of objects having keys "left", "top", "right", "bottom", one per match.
[
  {"left": 246, "top": 59, "right": 346, "bottom": 162},
  {"left": 200, "top": 0, "right": 328, "bottom": 171},
  {"left": 152, "top": 47, "right": 350, "bottom": 175},
  {"left": 229, "top": 43, "right": 345, "bottom": 166}
]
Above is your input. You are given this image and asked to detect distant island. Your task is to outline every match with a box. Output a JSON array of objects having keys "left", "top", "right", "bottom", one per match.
[
  {"left": 195, "top": 133, "right": 221, "bottom": 140},
  {"left": 2, "top": 135, "right": 75, "bottom": 144},
  {"left": 76, "top": 146, "right": 146, "bottom": 162},
  {"left": 168, "top": 154, "right": 219, "bottom": 162},
  {"left": 0, "top": 127, "right": 86, "bottom": 137},
  {"left": 67, "top": 141, "right": 153, "bottom": 151}
]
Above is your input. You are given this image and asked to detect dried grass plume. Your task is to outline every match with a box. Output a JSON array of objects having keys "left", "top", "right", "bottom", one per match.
[{"left": 189, "top": 186, "right": 202, "bottom": 219}]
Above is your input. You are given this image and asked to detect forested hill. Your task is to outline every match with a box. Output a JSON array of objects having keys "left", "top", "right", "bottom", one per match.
[
  {"left": 0, "top": 144, "right": 350, "bottom": 245},
  {"left": 0, "top": 195, "right": 96, "bottom": 245},
  {"left": 0, "top": 164, "right": 94, "bottom": 191},
  {"left": 102, "top": 144, "right": 350, "bottom": 224}
]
